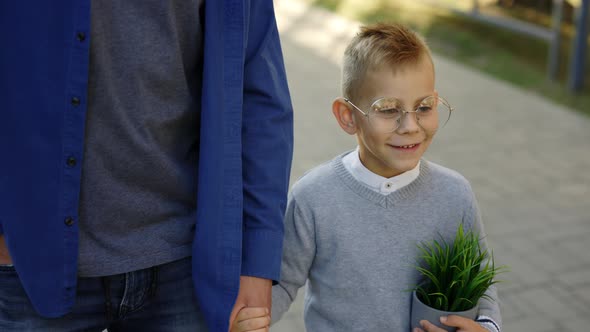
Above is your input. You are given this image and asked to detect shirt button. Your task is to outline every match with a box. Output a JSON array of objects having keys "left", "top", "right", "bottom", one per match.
[
  {"left": 66, "top": 157, "right": 77, "bottom": 167},
  {"left": 64, "top": 217, "right": 75, "bottom": 226},
  {"left": 71, "top": 97, "right": 80, "bottom": 106},
  {"left": 385, "top": 182, "right": 393, "bottom": 189},
  {"left": 76, "top": 32, "right": 86, "bottom": 42}
]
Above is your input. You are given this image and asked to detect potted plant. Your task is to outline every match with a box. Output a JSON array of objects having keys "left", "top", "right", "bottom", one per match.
[{"left": 410, "top": 224, "right": 506, "bottom": 332}]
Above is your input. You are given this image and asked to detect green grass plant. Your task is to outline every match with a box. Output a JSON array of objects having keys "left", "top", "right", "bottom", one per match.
[{"left": 414, "top": 224, "right": 507, "bottom": 312}]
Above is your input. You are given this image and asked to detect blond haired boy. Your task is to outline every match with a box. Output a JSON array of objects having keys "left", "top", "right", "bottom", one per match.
[{"left": 238, "top": 23, "right": 502, "bottom": 332}]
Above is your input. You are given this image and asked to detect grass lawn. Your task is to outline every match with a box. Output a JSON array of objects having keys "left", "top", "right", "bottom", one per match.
[{"left": 307, "top": 0, "right": 590, "bottom": 117}]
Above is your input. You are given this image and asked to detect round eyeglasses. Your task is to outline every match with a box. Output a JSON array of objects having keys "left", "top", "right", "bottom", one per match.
[{"left": 344, "top": 95, "right": 454, "bottom": 134}]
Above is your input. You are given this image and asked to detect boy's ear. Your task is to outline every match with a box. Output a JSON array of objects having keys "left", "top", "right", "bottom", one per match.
[{"left": 332, "top": 98, "right": 357, "bottom": 135}]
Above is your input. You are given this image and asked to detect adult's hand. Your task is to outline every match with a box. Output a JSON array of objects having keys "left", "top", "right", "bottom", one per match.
[
  {"left": 230, "top": 307, "right": 270, "bottom": 332},
  {"left": 228, "top": 276, "right": 272, "bottom": 332},
  {"left": 0, "top": 236, "right": 12, "bottom": 265}
]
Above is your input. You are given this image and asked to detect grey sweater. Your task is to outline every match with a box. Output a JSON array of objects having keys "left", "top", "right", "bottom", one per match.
[
  {"left": 272, "top": 152, "right": 501, "bottom": 331},
  {"left": 78, "top": 0, "right": 204, "bottom": 276}
]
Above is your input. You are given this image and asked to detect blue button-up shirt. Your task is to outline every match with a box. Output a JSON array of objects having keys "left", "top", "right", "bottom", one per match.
[{"left": 0, "top": 1, "right": 293, "bottom": 331}]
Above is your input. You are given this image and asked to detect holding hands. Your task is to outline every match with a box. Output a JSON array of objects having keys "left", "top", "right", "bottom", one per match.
[
  {"left": 230, "top": 307, "right": 270, "bottom": 332},
  {"left": 414, "top": 315, "right": 488, "bottom": 332},
  {"left": 229, "top": 276, "right": 272, "bottom": 332}
]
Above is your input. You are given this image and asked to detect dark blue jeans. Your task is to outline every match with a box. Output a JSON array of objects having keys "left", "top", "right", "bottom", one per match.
[{"left": 0, "top": 257, "right": 209, "bottom": 331}]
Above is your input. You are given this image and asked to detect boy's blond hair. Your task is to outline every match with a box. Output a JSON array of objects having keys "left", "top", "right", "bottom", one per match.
[{"left": 342, "top": 23, "right": 433, "bottom": 103}]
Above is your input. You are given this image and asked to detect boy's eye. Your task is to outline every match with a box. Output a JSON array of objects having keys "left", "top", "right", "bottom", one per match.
[
  {"left": 375, "top": 108, "right": 400, "bottom": 115},
  {"left": 417, "top": 106, "right": 433, "bottom": 113}
]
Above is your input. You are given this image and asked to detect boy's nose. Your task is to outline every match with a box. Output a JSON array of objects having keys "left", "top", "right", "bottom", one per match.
[{"left": 396, "top": 112, "right": 420, "bottom": 134}]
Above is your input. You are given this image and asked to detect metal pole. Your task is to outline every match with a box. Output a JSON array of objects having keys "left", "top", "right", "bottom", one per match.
[
  {"left": 569, "top": 0, "right": 590, "bottom": 92},
  {"left": 473, "top": 0, "right": 479, "bottom": 14},
  {"left": 548, "top": 0, "right": 564, "bottom": 81}
]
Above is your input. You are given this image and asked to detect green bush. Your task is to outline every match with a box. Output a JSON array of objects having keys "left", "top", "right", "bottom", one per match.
[{"left": 414, "top": 224, "right": 507, "bottom": 312}]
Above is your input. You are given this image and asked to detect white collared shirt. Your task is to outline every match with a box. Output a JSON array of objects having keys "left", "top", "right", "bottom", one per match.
[{"left": 342, "top": 147, "right": 420, "bottom": 195}]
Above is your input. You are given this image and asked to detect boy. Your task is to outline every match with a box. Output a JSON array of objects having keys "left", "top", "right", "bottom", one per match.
[{"left": 241, "top": 23, "right": 501, "bottom": 331}]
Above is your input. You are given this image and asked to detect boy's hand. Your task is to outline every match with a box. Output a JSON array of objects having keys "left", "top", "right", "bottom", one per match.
[
  {"left": 414, "top": 316, "right": 488, "bottom": 332},
  {"left": 230, "top": 307, "right": 270, "bottom": 332}
]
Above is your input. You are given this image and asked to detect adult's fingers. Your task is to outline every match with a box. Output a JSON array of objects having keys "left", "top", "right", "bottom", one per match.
[
  {"left": 236, "top": 307, "right": 269, "bottom": 322},
  {"left": 234, "top": 315, "right": 271, "bottom": 331}
]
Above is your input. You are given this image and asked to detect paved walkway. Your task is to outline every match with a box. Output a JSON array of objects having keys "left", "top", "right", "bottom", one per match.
[{"left": 271, "top": 1, "right": 590, "bottom": 331}]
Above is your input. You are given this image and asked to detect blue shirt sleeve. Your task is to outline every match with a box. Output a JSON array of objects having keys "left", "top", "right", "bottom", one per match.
[{"left": 240, "top": 0, "right": 294, "bottom": 282}]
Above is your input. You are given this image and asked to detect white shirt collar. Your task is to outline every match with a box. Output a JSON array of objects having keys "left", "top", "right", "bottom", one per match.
[{"left": 342, "top": 147, "right": 420, "bottom": 195}]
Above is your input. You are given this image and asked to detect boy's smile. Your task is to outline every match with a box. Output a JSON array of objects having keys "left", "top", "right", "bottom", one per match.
[
  {"left": 353, "top": 56, "right": 437, "bottom": 178},
  {"left": 390, "top": 143, "right": 421, "bottom": 151}
]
